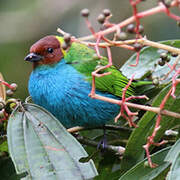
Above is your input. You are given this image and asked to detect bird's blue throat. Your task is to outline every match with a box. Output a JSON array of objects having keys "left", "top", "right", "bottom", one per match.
[{"left": 28, "top": 59, "right": 120, "bottom": 128}]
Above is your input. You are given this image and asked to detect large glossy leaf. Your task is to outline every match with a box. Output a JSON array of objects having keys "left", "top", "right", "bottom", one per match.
[
  {"left": 119, "top": 83, "right": 180, "bottom": 175},
  {"left": 121, "top": 40, "right": 180, "bottom": 83},
  {"left": 119, "top": 147, "right": 171, "bottom": 180},
  {"left": 166, "top": 153, "right": 180, "bottom": 180},
  {"left": 165, "top": 138, "right": 180, "bottom": 180},
  {"left": 165, "top": 138, "right": 180, "bottom": 163},
  {"left": 0, "top": 72, "right": 6, "bottom": 101},
  {"left": 7, "top": 103, "right": 98, "bottom": 180}
]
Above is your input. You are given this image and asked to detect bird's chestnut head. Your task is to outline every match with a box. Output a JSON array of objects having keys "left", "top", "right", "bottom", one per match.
[{"left": 25, "top": 36, "right": 65, "bottom": 68}]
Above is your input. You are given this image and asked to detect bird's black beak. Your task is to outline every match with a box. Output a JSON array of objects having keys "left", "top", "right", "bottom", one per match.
[{"left": 24, "top": 53, "right": 43, "bottom": 62}]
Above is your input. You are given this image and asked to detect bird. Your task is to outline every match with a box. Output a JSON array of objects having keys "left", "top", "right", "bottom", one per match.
[{"left": 25, "top": 35, "right": 151, "bottom": 129}]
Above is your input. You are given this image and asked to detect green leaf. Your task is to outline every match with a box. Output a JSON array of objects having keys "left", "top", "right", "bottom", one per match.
[
  {"left": 94, "top": 152, "right": 120, "bottom": 180},
  {"left": 121, "top": 40, "right": 180, "bottom": 83},
  {"left": 0, "top": 157, "right": 23, "bottom": 180},
  {"left": 166, "top": 153, "right": 180, "bottom": 180},
  {"left": 119, "top": 147, "right": 171, "bottom": 180},
  {"left": 165, "top": 138, "right": 180, "bottom": 180},
  {"left": 0, "top": 140, "right": 8, "bottom": 153},
  {"left": 165, "top": 138, "right": 180, "bottom": 163},
  {"left": 7, "top": 103, "right": 98, "bottom": 180},
  {"left": 120, "top": 83, "right": 180, "bottom": 175}
]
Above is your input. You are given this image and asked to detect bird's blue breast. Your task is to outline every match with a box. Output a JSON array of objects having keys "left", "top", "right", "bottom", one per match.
[{"left": 28, "top": 60, "right": 120, "bottom": 128}]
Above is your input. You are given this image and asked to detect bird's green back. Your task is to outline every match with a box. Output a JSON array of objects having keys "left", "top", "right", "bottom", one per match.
[{"left": 56, "top": 36, "right": 151, "bottom": 98}]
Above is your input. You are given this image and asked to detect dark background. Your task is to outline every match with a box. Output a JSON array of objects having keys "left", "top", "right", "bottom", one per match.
[{"left": 0, "top": 0, "right": 179, "bottom": 100}]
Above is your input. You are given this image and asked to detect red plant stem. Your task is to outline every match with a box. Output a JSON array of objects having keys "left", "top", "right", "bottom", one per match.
[
  {"left": 126, "top": 95, "right": 148, "bottom": 101},
  {"left": 90, "top": 93, "right": 180, "bottom": 119},
  {"left": 106, "top": 46, "right": 113, "bottom": 66},
  {"left": 95, "top": 35, "right": 103, "bottom": 58},
  {"left": 85, "top": 18, "right": 96, "bottom": 37},
  {"left": 130, "top": 51, "right": 140, "bottom": 67},
  {"left": 115, "top": 74, "right": 147, "bottom": 127},
  {"left": 75, "top": 38, "right": 180, "bottom": 54},
  {"left": 130, "top": 0, "right": 142, "bottom": 5},
  {"left": 73, "top": 37, "right": 135, "bottom": 51},
  {"left": 171, "top": 76, "right": 180, "bottom": 98},
  {"left": 153, "top": 87, "right": 172, "bottom": 136},
  {"left": 129, "top": 0, "right": 141, "bottom": 38},
  {"left": 160, "top": 2, "right": 180, "bottom": 21},
  {"left": 89, "top": 46, "right": 113, "bottom": 96},
  {"left": 0, "top": 79, "right": 12, "bottom": 89},
  {"left": 122, "top": 74, "right": 135, "bottom": 105},
  {"left": 143, "top": 86, "right": 174, "bottom": 167}
]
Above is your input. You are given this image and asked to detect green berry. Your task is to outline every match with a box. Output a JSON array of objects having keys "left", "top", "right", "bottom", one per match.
[
  {"left": 97, "top": 14, "right": 105, "bottom": 24},
  {"left": 153, "top": 78, "right": 159, "bottom": 85},
  {"left": 116, "top": 31, "right": 127, "bottom": 40},
  {"left": 158, "top": 58, "right": 165, "bottom": 66},
  {"left": 64, "top": 33, "right": 71, "bottom": 44},
  {"left": 6, "top": 89, "right": 14, "bottom": 97},
  {"left": 81, "top": 8, "right": 90, "bottom": 17},
  {"left": 126, "top": 24, "right": 135, "bottom": 33},
  {"left": 102, "top": 9, "right": 111, "bottom": 17},
  {"left": 10, "top": 83, "right": 18, "bottom": 92}
]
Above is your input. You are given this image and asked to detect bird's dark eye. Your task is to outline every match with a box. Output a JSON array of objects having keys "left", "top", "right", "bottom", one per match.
[{"left": 47, "top": 47, "right": 54, "bottom": 53}]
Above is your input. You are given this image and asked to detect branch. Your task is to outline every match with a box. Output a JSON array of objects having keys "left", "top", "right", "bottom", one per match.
[
  {"left": 67, "top": 125, "right": 132, "bottom": 133},
  {"left": 69, "top": 38, "right": 180, "bottom": 54},
  {"left": 76, "top": 134, "right": 125, "bottom": 156},
  {"left": 90, "top": 94, "right": 180, "bottom": 119}
]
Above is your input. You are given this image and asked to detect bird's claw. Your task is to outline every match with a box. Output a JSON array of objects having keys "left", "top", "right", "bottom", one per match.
[{"left": 97, "top": 136, "right": 108, "bottom": 153}]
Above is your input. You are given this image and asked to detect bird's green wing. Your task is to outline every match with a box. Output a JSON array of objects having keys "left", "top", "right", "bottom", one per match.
[{"left": 63, "top": 41, "right": 136, "bottom": 97}]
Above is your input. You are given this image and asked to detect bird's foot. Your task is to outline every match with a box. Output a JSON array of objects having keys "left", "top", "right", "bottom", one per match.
[
  {"left": 97, "top": 136, "right": 108, "bottom": 152},
  {"left": 97, "top": 127, "right": 108, "bottom": 153}
]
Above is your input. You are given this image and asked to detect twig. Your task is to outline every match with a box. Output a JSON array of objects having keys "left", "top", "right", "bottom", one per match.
[
  {"left": 76, "top": 134, "right": 125, "bottom": 156},
  {"left": 67, "top": 125, "right": 132, "bottom": 133},
  {"left": 114, "top": 74, "right": 140, "bottom": 127},
  {"left": 143, "top": 84, "right": 175, "bottom": 168},
  {"left": 143, "top": 39, "right": 180, "bottom": 54},
  {"left": 72, "top": 38, "right": 180, "bottom": 54},
  {"left": 90, "top": 94, "right": 180, "bottom": 119},
  {"left": 0, "top": 79, "right": 13, "bottom": 89},
  {"left": 57, "top": 27, "right": 180, "bottom": 54}
]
